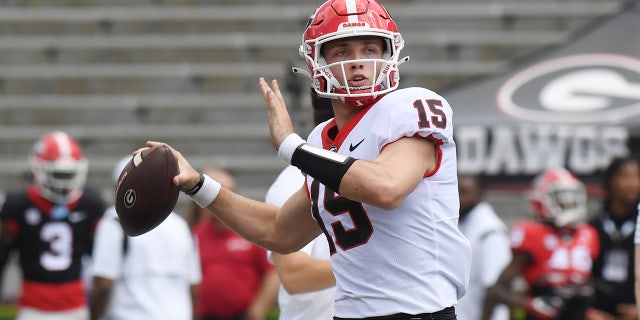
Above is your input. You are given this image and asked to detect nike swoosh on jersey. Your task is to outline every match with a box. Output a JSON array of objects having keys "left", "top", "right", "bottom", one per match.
[{"left": 349, "top": 139, "right": 365, "bottom": 152}]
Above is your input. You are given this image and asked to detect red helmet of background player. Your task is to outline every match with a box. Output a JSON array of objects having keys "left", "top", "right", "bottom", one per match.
[
  {"left": 298, "top": 0, "right": 407, "bottom": 108},
  {"left": 529, "top": 167, "right": 588, "bottom": 228},
  {"left": 29, "top": 131, "right": 88, "bottom": 203}
]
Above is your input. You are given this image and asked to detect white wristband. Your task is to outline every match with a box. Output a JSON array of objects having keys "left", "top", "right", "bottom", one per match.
[
  {"left": 189, "top": 174, "right": 222, "bottom": 208},
  {"left": 278, "top": 133, "right": 306, "bottom": 164}
]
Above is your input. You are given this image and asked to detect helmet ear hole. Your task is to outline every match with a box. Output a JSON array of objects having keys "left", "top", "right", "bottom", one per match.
[
  {"left": 316, "top": 77, "right": 328, "bottom": 94},
  {"left": 388, "top": 70, "right": 398, "bottom": 88}
]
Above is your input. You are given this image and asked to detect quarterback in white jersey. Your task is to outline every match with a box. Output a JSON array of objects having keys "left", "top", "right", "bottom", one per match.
[
  {"left": 305, "top": 87, "right": 470, "bottom": 317},
  {"left": 141, "top": 0, "right": 471, "bottom": 319}
]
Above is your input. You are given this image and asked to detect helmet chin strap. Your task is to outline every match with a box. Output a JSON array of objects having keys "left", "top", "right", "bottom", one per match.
[{"left": 338, "top": 85, "right": 372, "bottom": 91}]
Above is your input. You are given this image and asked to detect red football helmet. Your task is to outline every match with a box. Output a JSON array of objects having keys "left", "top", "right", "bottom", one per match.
[
  {"left": 295, "top": 0, "right": 408, "bottom": 108},
  {"left": 529, "top": 168, "right": 587, "bottom": 228},
  {"left": 29, "top": 131, "right": 88, "bottom": 203}
]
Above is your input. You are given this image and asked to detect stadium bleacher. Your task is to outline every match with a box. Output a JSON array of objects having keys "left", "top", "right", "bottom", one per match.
[{"left": 0, "top": 0, "right": 628, "bottom": 213}]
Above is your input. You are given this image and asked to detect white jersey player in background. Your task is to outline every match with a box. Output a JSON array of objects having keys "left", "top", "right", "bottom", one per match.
[
  {"left": 265, "top": 165, "right": 336, "bottom": 320},
  {"left": 90, "top": 156, "right": 201, "bottom": 320},
  {"left": 141, "top": 0, "right": 471, "bottom": 319},
  {"left": 456, "top": 175, "right": 511, "bottom": 320},
  {"left": 265, "top": 91, "right": 336, "bottom": 320}
]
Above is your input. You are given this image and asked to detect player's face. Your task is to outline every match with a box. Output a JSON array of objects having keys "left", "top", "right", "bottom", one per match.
[
  {"left": 458, "top": 176, "right": 482, "bottom": 213},
  {"left": 610, "top": 161, "right": 640, "bottom": 207},
  {"left": 322, "top": 37, "right": 385, "bottom": 88}
]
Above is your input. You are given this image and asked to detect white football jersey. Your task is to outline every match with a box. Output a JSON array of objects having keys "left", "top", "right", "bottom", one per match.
[
  {"left": 91, "top": 208, "right": 201, "bottom": 320},
  {"left": 635, "top": 209, "right": 640, "bottom": 244},
  {"left": 457, "top": 202, "right": 511, "bottom": 320},
  {"left": 265, "top": 165, "right": 335, "bottom": 320},
  {"left": 305, "top": 87, "right": 471, "bottom": 318}
]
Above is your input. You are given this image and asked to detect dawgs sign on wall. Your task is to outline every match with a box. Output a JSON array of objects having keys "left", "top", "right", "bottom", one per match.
[{"left": 456, "top": 53, "right": 640, "bottom": 176}]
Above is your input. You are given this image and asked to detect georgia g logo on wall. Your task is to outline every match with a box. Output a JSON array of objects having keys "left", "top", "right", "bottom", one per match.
[{"left": 496, "top": 54, "right": 640, "bottom": 123}]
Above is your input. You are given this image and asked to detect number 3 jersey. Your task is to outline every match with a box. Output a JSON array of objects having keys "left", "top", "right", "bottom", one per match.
[
  {"left": 305, "top": 87, "right": 472, "bottom": 318},
  {"left": 0, "top": 185, "right": 105, "bottom": 311}
]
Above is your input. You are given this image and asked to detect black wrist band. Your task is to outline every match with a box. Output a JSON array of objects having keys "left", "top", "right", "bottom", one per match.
[
  {"left": 184, "top": 173, "right": 205, "bottom": 196},
  {"left": 291, "top": 144, "right": 356, "bottom": 193}
]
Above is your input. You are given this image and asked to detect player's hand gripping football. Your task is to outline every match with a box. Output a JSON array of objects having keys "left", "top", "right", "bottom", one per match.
[
  {"left": 136, "top": 141, "right": 201, "bottom": 192},
  {"left": 258, "top": 77, "right": 295, "bottom": 151}
]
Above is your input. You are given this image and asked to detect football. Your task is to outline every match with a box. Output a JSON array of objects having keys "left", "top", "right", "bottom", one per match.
[{"left": 115, "top": 144, "right": 180, "bottom": 236}]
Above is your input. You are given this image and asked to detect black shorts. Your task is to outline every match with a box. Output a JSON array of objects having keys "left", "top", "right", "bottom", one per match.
[{"left": 334, "top": 306, "right": 456, "bottom": 320}]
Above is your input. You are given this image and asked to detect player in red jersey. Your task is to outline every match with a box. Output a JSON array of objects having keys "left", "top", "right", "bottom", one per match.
[
  {"left": 481, "top": 168, "right": 600, "bottom": 320},
  {"left": 0, "top": 131, "right": 105, "bottom": 320}
]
